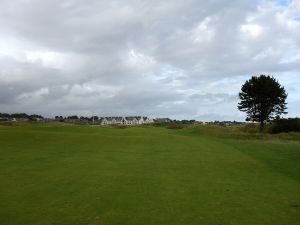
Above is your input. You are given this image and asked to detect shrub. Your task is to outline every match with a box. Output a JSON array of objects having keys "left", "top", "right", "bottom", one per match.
[
  {"left": 269, "top": 118, "right": 300, "bottom": 134},
  {"left": 239, "top": 123, "right": 260, "bottom": 133},
  {"left": 166, "top": 124, "right": 184, "bottom": 129}
]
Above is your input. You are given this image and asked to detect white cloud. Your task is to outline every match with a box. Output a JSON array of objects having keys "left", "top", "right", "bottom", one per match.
[
  {"left": 125, "top": 49, "right": 157, "bottom": 70},
  {"left": 240, "top": 24, "right": 263, "bottom": 38},
  {"left": 25, "top": 51, "right": 69, "bottom": 69},
  {"left": 190, "top": 17, "right": 215, "bottom": 43},
  {"left": 252, "top": 48, "right": 280, "bottom": 60}
]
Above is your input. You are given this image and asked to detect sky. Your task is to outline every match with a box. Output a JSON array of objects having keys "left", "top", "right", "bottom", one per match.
[{"left": 0, "top": 0, "right": 299, "bottom": 121}]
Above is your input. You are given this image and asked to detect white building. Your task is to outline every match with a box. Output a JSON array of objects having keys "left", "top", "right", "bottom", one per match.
[{"left": 100, "top": 116, "right": 153, "bottom": 125}]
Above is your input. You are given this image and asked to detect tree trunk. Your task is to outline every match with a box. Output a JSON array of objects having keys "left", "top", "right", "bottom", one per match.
[{"left": 259, "top": 120, "right": 264, "bottom": 132}]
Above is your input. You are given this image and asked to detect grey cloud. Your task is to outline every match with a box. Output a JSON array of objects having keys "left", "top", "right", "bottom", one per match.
[{"left": 0, "top": 0, "right": 299, "bottom": 120}]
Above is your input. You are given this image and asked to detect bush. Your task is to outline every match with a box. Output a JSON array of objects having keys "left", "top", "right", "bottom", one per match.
[
  {"left": 239, "top": 123, "right": 260, "bottom": 133},
  {"left": 269, "top": 118, "right": 300, "bottom": 134},
  {"left": 166, "top": 124, "right": 184, "bottom": 129}
]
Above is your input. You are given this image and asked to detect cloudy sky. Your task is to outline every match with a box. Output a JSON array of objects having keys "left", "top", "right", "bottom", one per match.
[{"left": 0, "top": 0, "right": 299, "bottom": 121}]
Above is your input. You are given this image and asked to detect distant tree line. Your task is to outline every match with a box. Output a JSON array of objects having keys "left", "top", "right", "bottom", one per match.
[
  {"left": 207, "top": 121, "right": 246, "bottom": 126},
  {"left": 171, "top": 119, "right": 196, "bottom": 124},
  {"left": 0, "top": 113, "right": 44, "bottom": 120},
  {"left": 1, "top": 112, "right": 299, "bottom": 133},
  {"left": 54, "top": 115, "right": 99, "bottom": 122}
]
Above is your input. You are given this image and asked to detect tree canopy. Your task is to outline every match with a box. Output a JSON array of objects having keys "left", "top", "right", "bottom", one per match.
[{"left": 238, "top": 75, "right": 287, "bottom": 130}]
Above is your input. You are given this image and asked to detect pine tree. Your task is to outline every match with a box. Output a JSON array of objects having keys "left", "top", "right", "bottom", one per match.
[{"left": 238, "top": 75, "right": 287, "bottom": 131}]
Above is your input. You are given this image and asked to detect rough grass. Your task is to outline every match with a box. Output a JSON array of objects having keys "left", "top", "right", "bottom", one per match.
[
  {"left": 185, "top": 124, "right": 300, "bottom": 141},
  {"left": 0, "top": 123, "right": 299, "bottom": 225}
]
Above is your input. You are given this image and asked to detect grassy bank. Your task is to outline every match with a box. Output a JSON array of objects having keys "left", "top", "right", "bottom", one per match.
[{"left": 0, "top": 123, "right": 299, "bottom": 225}]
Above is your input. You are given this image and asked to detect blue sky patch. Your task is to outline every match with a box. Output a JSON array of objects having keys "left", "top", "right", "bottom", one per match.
[{"left": 276, "top": 0, "right": 290, "bottom": 6}]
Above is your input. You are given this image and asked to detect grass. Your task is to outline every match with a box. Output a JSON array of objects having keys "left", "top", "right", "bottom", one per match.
[{"left": 0, "top": 123, "right": 299, "bottom": 225}]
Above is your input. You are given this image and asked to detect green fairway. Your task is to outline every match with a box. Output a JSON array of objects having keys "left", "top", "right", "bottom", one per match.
[{"left": 0, "top": 123, "right": 299, "bottom": 225}]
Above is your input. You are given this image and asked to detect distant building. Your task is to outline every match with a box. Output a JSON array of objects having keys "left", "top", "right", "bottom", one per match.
[
  {"left": 153, "top": 118, "right": 172, "bottom": 123},
  {"left": 100, "top": 116, "right": 154, "bottom": 125},
  {"left": 10, "top": 118, "right": 28, "bottom": 122}
]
